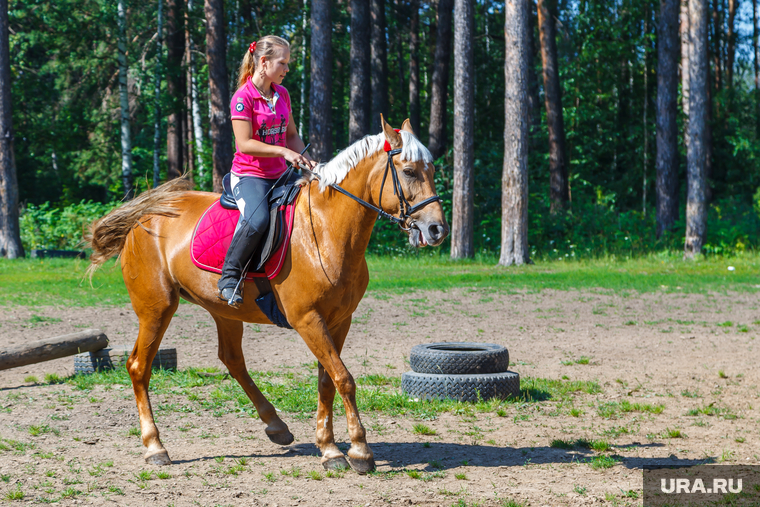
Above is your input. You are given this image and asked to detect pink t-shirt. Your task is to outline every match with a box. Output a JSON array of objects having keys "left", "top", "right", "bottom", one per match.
[{"left": 230, "top": 78, "right": 292, "bottom": 178}]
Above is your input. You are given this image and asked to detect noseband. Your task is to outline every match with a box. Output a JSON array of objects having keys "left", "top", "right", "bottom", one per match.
[{"left": 326, "top": 146, "right": 442, "bottom": 231}]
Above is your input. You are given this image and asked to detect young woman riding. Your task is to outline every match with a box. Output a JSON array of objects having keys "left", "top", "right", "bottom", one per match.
[{"left": 218, "top": 35, "right": 316, "bottom": 306}]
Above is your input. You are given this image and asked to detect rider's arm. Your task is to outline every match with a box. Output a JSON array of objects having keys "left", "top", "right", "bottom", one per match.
[
  {"left": 233, "top": 119, "right": 311, "bottom": 168},
  {"left": 285, "top": 113, "right": 316, "bottom": 166}
]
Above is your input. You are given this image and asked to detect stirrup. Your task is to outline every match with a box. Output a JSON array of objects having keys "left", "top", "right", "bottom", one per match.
[{"left": 218, "top": 286, "right": 243, "bottom": 307}]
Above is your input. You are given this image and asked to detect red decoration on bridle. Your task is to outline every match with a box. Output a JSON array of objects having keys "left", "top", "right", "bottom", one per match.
[
  {"left": 249, "top": 41, "right": 257, "bottom": 54},
  {"left": 383, "top": 129, "right": 401, "bottom": 152}
]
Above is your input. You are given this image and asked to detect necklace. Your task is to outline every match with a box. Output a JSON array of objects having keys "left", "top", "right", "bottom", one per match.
[{"left": 253, "top": 81, "right": 273, "bottom": 101}]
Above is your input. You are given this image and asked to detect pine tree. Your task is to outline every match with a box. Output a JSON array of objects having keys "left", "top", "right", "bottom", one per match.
[
  {"left": 451, "top": 0, "right": 474, "bottom": 259},
  {"left": 0, "top": 0, "right": 22, "bottom": 258},
  {"left": 205, "top": 0, "right": 233, "bottom": 192},
  {"left": 656, "top": 0, "right": 680, "bottom": 237},
  {"left": 500, "top": 0, "right": 530, "bottom": 266}
]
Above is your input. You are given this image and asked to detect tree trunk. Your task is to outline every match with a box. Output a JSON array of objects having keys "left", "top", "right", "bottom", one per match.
[
  {"left": 711, "top": 0, "right": 721, "bottom": 93},
  {"left": 349, "top": 0, "right": 371, "bottom": 143},
  {"left": 205, "top": 0, "right": 233, "bottom": 193},
  {"left": 527, "top": 1, "right": 541, "bottom": 135},
  {"left": 428, "top": 0, "right": 453, "bottom": 159},
  {"left": 310, "top": 0, "right": 333, "bottom": 161},
  {"left": 239, "top": 0, "right": 255, "bottom": 37},
  {"left": 117, "top": 0, "right": 133, "bottom": 198},
  {"left": 409, "top": 0, "right": 420, "bottom": 135},
  {"left": 188, "top": 0, "right": 205, "bottom": 188},
  {"left": 754, "top": 0, "right": 759, "bottom": 137},
  {"left": 166, "top": 0, "right": 185, "bottom": 180},
  {"left": 184, "top": 8, "right": 193, "bottom": 180},
  {"left": 681, "top": 0, "right": 690, "bottom": 150},
  {"left": 395, "top": 0, "right": 407, "bottom": 114},
  {"left": 153, "top": 0, "right": 164, "bottom": 188},
  {"left": 299, "top": 0, "right": 308, "bottom": 138},
  {"left": 451, "top": 0, "right": 474, "bottom": 259},
  {"left": 685, "top": 0, "right": 708, "bottom": 258},
  {"left": 0, "top": 330, "right": 108, "bottom": 371},
  {"left": 500, "top": 0, "right": 530, "bottom": 267},
  {"left": 370, "top": 0, "right": 388, "bottom": 132},
  {"left": 538, "top": 0, "right": 569, "bottom": 213},
  {"left": 727, "top": 0, "right": 737, "bottom": 89},
  {"left": 0, "top": 0, "right": 22, "bottom": 258},
  {"left": 657, "top": 0, "right": 680, "bottom": 237}
]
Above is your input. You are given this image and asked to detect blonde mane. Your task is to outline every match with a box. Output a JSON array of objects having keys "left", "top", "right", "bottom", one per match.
[{"left": 314, "top": 131, "right": 433, "bottom": 191}]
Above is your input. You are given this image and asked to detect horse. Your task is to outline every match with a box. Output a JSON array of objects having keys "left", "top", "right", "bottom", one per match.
[{"left": 86, "top": 117, "right": 449, "bottom": 474}]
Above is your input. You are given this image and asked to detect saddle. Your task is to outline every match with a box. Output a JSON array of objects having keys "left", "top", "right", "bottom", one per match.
[
  {"left": 219, "top": 172, "right": 302, "bottom": 272},
  {"left": 190, "top": 172, "right": 303, "bottom": 329}
]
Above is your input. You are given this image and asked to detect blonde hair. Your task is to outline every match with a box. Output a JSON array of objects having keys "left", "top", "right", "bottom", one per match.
[{"left": 237, "top": 35, "right": 290, "bottom": 89}]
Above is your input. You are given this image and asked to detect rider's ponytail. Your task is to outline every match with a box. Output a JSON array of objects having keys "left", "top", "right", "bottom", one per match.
[{"left": 237, "top": 35, "right": 290, "bottom": 89}]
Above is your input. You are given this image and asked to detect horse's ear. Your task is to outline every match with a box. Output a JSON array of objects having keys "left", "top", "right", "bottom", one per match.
[
  {"left": 380, "top": 114, "right": 402, "bottom": 150},
  {"left": 400, "top": 118, "right": 416, "bottom": 137}
]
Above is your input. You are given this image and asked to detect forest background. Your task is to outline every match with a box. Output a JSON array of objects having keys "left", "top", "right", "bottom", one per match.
[{"left": 7, "top": 0, "right": 760, "bottom": 260}]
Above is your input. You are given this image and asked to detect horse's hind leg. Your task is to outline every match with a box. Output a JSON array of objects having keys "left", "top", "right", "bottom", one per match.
[
  {"left": 213, "top": 315, "right": 294, "bottom": 445},
  {"left": 127, "top": 291, "right": 179, "bottom": 465}
]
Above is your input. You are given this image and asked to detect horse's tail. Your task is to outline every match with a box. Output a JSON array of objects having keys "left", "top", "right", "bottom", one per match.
[{"left": 85, "top": 176, "right": 194, "bottom": 280}]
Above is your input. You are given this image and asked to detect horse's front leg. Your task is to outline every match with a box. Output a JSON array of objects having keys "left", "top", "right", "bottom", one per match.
[
  {"left": 295, "top": 314, "right": 374, "bottom": 473},
  {"left": 316, "top": 319, "right": 352, "bottom": 471}
]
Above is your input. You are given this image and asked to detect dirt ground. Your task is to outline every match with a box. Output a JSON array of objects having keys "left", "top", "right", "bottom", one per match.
[{"left": 0, "top": 287, "right": 758, "bottom": 506}]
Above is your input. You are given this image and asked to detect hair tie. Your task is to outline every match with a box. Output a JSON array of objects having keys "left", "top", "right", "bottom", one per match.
[{"left": 249, "top": 41, "right": 257, "bottom": 54}]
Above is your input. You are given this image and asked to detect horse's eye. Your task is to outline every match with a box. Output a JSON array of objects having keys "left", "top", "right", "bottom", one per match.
[{"left": 403, "top": 168, "right": 416, "bottom": 178}]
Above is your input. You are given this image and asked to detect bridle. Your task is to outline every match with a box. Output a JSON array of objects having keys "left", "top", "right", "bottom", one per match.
[{"left": 325, "top": 143, "right": 441, "bottom": 231}]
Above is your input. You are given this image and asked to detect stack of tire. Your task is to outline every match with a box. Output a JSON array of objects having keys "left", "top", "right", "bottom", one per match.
[
  {"left": 74, "top": 345, "right": 177, "bottom": 374},
  {"left": 401, "top": 342, "right": 520, "bottom": 402}
]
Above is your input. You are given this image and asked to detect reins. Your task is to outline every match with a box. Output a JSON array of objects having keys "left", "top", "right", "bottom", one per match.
[{"left": 307, "top": 142, "right": 441, "bottom": 231}]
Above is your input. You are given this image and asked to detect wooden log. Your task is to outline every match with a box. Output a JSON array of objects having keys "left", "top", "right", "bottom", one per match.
[{"left": 0, "top": 329, "right": 108, "bottom": 371}]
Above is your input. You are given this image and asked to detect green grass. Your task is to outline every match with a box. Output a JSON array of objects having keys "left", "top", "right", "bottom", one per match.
[
  {"left": 550, "top": 439, "right": 575, "bottom": 450},
  {"left": 685, "top": 404, "right": 732, "bottom": 417},
  {"left": 4, "top": 486, "right": 23, "bottom": 500},
  {"left": 412, "top": 423, "right": 436, "bottom": 436},
  {"left": 589, "top": 454, "right": 621, "bottom": 469},
  {"left": 365, "top": 253, "right": 760, "bottom": 294},
  {"left": 135, "top": 470, "right": 152, "bottom": 481},
  {"left": 597, "top": 400, "right": 665, "bottom": 419},
  {"left": 27, "top": 314, "right": 62, "bottom": 325},
  {"left": 28, "top": 424, "right": 59, "bottom": 437},
  {"left": 2, "top": 253, "right": 760, "bottom": 306},
  {"left": 664, "top": 428, "right": 685, "bottom": 439},
  {"left": 551, "top": 438, "right": 612, "bottom": 452},
  {"left": 63, "top": 367, "right": 604, "bottom": 420}
]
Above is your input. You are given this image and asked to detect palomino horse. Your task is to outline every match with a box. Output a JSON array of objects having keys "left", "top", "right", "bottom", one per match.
[{"left": 87, "top": 118, "right": 448, "bottom": 473}]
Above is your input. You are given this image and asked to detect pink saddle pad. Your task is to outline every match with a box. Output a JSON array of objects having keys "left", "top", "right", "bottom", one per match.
[{"left": 190, "top": 191, "right": 300, "bottom": 280}]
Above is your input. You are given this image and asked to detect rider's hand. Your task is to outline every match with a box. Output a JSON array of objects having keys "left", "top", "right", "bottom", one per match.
[{"left": 284, "top": 149, "right": 317, "bottom": 170}]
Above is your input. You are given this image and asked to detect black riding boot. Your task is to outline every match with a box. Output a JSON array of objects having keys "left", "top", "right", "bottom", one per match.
[{"left": 217, "top": 220, "right": 264, "bottom": 307}]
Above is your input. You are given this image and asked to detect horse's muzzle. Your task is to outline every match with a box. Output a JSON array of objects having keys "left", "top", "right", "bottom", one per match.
[
  {"left": 410, "top": 220, "right": 449, "bottom": 248},
  {"left": 426, "top": 222, "right": 449, "bottom": 245}
]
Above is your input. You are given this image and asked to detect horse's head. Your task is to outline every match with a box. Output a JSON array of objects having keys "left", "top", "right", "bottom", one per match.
[{"left": 375, "top": 115, "right": 449, "bottom": 248}]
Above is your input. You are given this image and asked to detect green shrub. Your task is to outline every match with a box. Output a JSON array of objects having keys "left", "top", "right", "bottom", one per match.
[{"left": 20, "top": 200, "right": 119, "bottom": 252}]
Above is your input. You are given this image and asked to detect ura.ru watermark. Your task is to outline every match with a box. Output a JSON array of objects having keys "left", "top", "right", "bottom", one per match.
[{"left": 660, "top": 477, "right": 742, "bottom": 494}]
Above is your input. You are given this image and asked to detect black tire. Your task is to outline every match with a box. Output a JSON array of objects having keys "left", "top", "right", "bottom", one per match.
[
  {"left": 401, "top": 371, "right": 520, "bottom": 402},
  {"left": 74, "top": 346, "right": 177, "bottom": 374},
  {"left": 409, "top": 342, "right": 509, "bottom": 375}
]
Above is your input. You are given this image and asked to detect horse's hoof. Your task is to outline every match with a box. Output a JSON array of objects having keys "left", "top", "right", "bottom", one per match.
[
  {"left": 347, "top": 455, "right": 375, "bottom": 475},
  {"left": 266, "top": 429, "right": 294, "bottom": 446},
  {"left": 321, "top": 456, "right": 350, "bottom": 471},
  {"left": 145, "top": 449, "right": 172, "bottom": 466}
]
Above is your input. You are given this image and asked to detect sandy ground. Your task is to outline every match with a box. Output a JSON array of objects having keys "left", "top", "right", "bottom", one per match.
[{"left": 0, "top": 288, "right": 758, "bottom": 506}]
